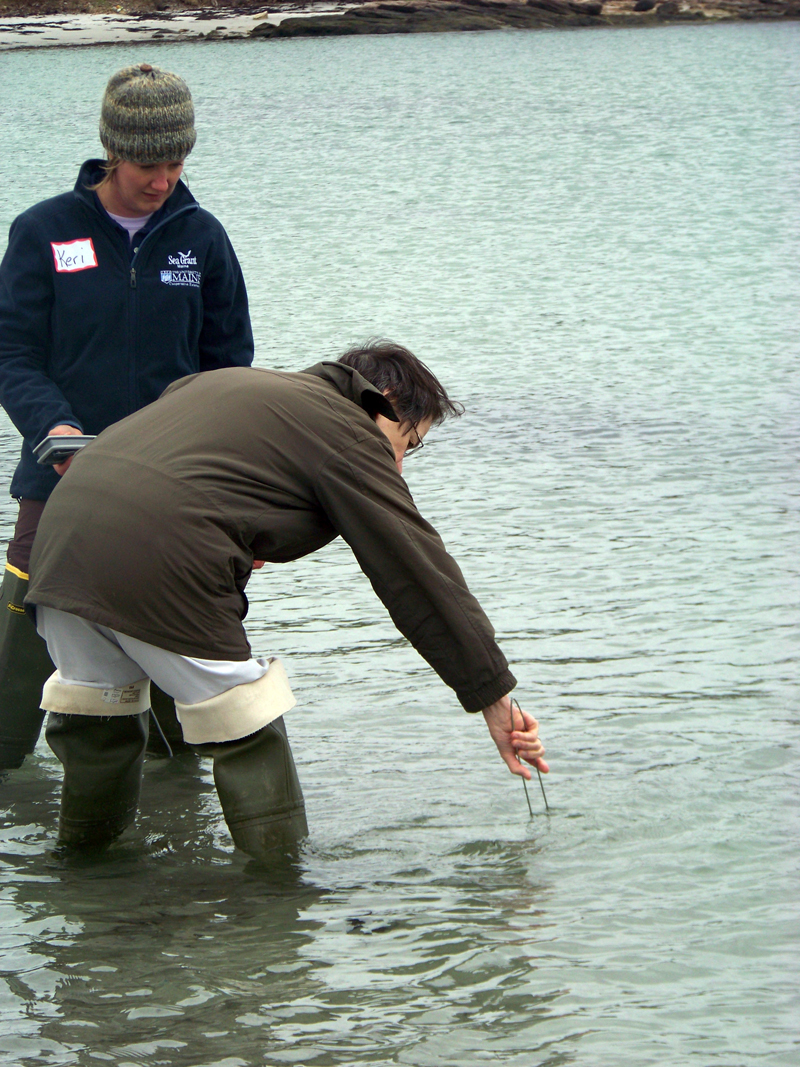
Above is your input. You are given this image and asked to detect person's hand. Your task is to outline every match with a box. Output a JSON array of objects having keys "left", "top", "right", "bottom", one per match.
[
  {"left": 48, "top": 425, "right": 83, "bottom": 476},
  {"left": 482, "top": 695, "right": 549, "bottom": 780},
  {"left": 252, "top": 560, "right": 266, "bottom": 570}
]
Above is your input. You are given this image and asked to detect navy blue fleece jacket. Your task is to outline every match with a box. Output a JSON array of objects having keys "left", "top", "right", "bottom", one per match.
[{"left": 0, "top": 159, "right": 254, "bottom": 500}]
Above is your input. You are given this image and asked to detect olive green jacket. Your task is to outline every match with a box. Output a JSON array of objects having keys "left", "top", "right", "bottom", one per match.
[{"left": 27, "top": 363, "right": 516, "bottom": 712}]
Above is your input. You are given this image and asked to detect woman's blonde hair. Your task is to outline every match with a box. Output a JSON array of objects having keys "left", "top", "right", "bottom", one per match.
[
  {"left": 87, "top": 156, "right": 123, "bottom": 192},
  {"left": 87, "top": 155, "right": 188, "bottom": 194}
]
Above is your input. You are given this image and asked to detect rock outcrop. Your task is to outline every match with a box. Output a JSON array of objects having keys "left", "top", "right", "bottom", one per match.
[
  {"left": 1, "top": 0, "right": 797, "bottom": 36},
  {"left": 247, "top": 0, "right": 800, "bottom": 39}
]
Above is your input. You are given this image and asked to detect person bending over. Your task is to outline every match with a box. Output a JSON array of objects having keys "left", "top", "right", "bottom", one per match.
[{"left": 26, "top": 341, "right": 547, "bottom": 859}]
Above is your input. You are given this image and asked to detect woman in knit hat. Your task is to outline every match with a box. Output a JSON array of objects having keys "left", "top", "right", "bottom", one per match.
[
  {"left": 94, "top": 63, "right": 198, "bottom": 217},
  {"left": 0, "top": 63, "right": 255, "bottom": 771}
]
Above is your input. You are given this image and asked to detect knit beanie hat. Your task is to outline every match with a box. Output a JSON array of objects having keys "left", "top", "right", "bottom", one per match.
[{"left": 99, "top": 63, "right": 196, "bottom": 164}]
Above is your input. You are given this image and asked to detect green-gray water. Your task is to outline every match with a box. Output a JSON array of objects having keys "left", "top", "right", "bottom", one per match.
[{"left": 0, "top": 22, "right": 798, "bottom": 1067}]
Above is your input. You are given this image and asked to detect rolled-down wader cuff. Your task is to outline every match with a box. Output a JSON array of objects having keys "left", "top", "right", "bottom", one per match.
[
  {"left": 41, "top": 672, "right": 151, "bottom": 716},
  {"left": 175, "top": 657, "right": 296, "bottom": 744}
]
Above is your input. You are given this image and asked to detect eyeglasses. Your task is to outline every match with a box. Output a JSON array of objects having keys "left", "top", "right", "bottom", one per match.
[{"left": 404, "top": 425, "right": 425, "bottom": 458}]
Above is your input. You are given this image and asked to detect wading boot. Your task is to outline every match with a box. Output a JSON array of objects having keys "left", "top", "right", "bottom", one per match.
[
  {"left": 45, "top": 711, "right": 149, "bottom": 848},
  {"left": 146, "top": 684, "right": 193, "bottom": 758},
  {"left": 198, "top": 717, "right": 308, "bottom": 862},
  {"left": 0, "top": 566, "right": 54, "bottom": 770}
]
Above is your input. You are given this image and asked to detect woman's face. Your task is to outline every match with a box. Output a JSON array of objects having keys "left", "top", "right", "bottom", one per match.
[{"left": 101, "top": 160, "right": 184, "bottom": 217}]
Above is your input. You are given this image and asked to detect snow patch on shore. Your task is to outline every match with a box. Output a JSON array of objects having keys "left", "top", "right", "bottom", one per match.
[{"left": 0, "top": 3, "right": 357, "bottom": 50}]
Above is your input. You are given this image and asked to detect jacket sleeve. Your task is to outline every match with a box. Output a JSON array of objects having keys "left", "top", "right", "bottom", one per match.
[
  {"left": 0, "top": 214, "right": 83, "bottom": 444},
  {"left": 197, "top": 221, "right": 254, "bottom": 372},
  {"left": 312, "top": 437, "right": 517, "bottom": 712}
]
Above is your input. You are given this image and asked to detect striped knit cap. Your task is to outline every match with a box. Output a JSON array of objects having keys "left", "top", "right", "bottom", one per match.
[{"left": 99, "top": 63, "right": 196, "bottom": 164}]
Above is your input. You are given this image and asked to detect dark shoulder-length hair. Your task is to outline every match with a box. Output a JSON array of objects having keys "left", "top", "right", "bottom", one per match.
[{"left": 337, "top": 339, "right": 463, "bottom": 430}]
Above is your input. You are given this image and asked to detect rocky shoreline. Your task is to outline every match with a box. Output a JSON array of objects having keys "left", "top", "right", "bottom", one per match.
[
  {"left": 250, "top": 0, "right": 800, "bottom": 41},
  {"left": 1, "top": 0, "right": 798, "bottom": 51}
]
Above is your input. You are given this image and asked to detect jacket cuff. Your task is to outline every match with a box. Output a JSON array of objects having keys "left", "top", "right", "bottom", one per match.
[
  {"left": 43, "top": 419, "right": 83, "bottom": 438},
  {"left": 457, "top": 670, "right": 518, "bottom": 713}
]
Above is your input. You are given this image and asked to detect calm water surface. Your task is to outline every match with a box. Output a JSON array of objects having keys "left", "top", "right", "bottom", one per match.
[{"left": 0, "top": 22, "right": 798, "bottom": 1067}]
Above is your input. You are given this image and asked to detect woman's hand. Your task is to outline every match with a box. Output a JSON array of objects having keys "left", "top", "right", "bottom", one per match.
[{"left": 48, "top": 425, "right": 83, "bottom": 476}]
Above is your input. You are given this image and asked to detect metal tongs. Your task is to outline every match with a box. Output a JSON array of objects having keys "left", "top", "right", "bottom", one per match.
[{"left": 511, "top": 696, "right": 549, "bottom": 815}]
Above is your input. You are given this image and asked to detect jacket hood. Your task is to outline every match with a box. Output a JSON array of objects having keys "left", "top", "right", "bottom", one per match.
[
  {"left": 73, "top": 158, "right": 198, "bottom": 222},
  {"left": 301, "top": 362, "right": 398, "bottom": 422}
]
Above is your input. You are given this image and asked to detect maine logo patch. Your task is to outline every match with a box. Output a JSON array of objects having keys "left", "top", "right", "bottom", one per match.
[
  {"left": 160, "top": 268, "right": 201, "bottom": 288},
  {"left": 51, "top": 238, "right": 98, "bottom": 273}
]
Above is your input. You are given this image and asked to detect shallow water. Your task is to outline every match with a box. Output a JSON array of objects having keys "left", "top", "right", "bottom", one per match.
[{"left": 0, "top": 22, "right": 798, "bottom": 1067}]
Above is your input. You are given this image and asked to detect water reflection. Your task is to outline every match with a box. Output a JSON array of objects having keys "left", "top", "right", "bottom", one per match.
[
  {"left": 2, "top": 753, "right": 325, "bottom": 1064},
  {"left": 2, "top": 761, "right": 557, "bottom": 1065}
]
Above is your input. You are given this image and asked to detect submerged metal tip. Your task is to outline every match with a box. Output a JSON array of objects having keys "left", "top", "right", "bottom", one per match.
[
  {"left": 522, "top": 775, "right": 534, "bottom": 817},
  {"left": 511, "top": 697, "right": 549, "bottom": 815}
]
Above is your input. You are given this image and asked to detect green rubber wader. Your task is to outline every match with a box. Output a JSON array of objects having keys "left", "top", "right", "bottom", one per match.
[
  {"left": 0, "top": 569, "right": 54, "bottom": 769},
  {"left": 46, "top": 711, "right": 149, "bottom": 848},
  {"left": 147, "top": 684, "right": 193, "bottom": 758},
  {"left": 0, "top": 564, "right": 186, "bottom": 764},
  {"left": 197, "top": 717, "right": 308, "bottom": 862}
]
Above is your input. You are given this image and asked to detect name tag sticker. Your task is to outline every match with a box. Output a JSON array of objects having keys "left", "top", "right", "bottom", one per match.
[{"left": 51, "top": 238, "right": 98, "bottom": 273}]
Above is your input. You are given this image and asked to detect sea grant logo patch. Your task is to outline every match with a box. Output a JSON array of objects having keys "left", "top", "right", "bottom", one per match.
[
  {"left": 167, "top": 250, "right": 198, "bottom": 267},
  {"left": 51, "top": 238, "right": 98, "bottom": 273}
]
